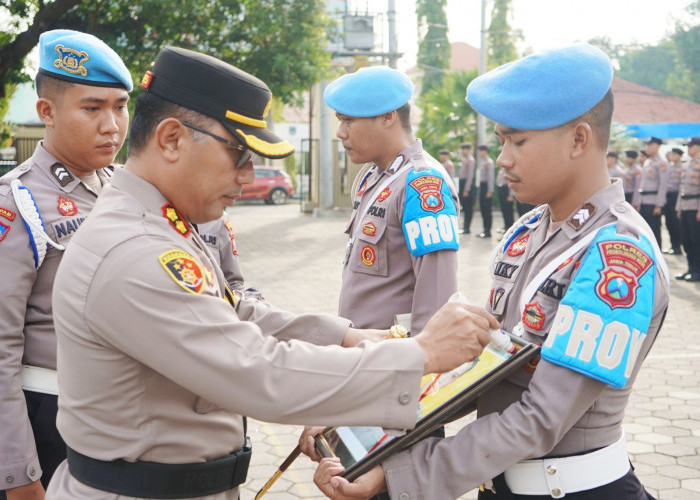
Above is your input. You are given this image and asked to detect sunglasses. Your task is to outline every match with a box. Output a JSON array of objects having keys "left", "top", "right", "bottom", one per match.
[{"left": 181, "top": 121, "right": 257, "bottom": 169}]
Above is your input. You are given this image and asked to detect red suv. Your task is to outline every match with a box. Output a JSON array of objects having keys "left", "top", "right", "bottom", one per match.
[{"left": 241, "top": 166, "right": 294, "bottom": 205}]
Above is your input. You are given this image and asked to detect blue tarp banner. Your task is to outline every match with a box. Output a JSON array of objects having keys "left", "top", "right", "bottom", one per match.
[{"left": 624, "top": 123, "right": 700, "bottom": 139}]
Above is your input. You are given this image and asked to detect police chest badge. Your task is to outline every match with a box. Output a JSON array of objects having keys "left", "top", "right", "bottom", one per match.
[
  {"left": 361, "top": 245, "right": 376, "bottom": 266},
  {"left": 507, "top": 234, "right": 529, "bottom": 256},
  {"left": 159, "top": 249, "right": 205, "bottom": 294},
  {"left": 377, "top": 187, "right": 391, "bottom": 203},
  {"left": 409, "top": 175, "right": 444, "bottom": 213},
  {"left": 57, "top": 196, "right": 78, "bottom": 216},
  {"left": 596, "top": 240, "right": 652, "bottom": 308}
]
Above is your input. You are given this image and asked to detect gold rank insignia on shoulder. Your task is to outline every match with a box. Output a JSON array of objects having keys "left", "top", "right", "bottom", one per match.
[
  {"left": 162, "top": 203, "right": 191, "bottom": 237},
  {"left": 159, "top": 249, "right": 205, "bottom": 294},
  {"left": 54, "top": 44, "right": 89, "bottom": 76}
]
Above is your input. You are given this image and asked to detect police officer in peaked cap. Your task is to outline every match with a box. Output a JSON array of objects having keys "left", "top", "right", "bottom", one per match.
[{"left": 46, "top": 47, "right": 495, "bottom": 500}]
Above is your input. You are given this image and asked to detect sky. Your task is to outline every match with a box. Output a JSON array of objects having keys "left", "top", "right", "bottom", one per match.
[{"left": 388, "top": 0, "right": 693, "bottom": 70}]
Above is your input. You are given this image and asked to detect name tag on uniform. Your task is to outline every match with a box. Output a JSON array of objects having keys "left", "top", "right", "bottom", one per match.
[{"left": 541, "top": 225, "right": 656, "bottom": 389}]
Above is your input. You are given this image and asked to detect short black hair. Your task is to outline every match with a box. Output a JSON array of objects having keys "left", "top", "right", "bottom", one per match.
[
  {"left": 128, "top": 92, "right": 216, "bottom": 155},
  {"left": 395, "top": 103, "right": 412, "bottom": 134},
  {"left": 36, "top": 72, "right": 72, "bottom": 100},
  {"left": 574, "top": 89, "right": 613, "bottom": 147}
]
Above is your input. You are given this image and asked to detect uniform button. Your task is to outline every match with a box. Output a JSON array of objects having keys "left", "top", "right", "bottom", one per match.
[
  {"left": 29, "top": 467, "right": 36, "bottom": 477},
  {"left": 614, "top": 204, "right": 626, "bottom": 213},
  {"left": 546, "top": 465, "right": 557, "bottom": 475},
  {"left": 5, "top": 475, "right": 13, "bottom": 484},
  {"left": 398, "top": 392, "right": 411, "bottom": 405},
  {"left": 551, "top": 488, "right": 562, "bottom": 496},
  {"left": 19, "top": 165, "right": 28, "bottom": 171},
  {"left": 399, "top": 493, "right": 410, "bottom": 500}
]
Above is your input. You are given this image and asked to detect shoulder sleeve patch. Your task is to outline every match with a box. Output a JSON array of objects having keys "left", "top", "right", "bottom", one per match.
[
  {"left": 159, "top": 249, "right": 205, "bottom": 294},
  {"left": 542, "top": 225, "right": 656, "bottom": 389},
  {"left": 402, "top": 168, "right": 459, "bottom": 257}
]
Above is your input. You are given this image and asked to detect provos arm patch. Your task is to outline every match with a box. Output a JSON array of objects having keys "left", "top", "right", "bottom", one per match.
[
  {"left": 542, "top": 225, "right": 656, "bottom": 389},
  {"left": 159, "top": 249, "right": 205, "bottom": 294}
]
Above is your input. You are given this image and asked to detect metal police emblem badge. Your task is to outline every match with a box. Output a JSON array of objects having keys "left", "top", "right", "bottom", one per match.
[
  {"left": 362, "top": 222, "right": 377, "bottom": 236},
  {"left": 0, "top": 222, "right": 9, "bottom": 242},
  {"left": 361, "top": 245, "right": 376, "bottom": 266},
  {"left": 522, "top": 301, "right": 545, "bottom": 330},
  {"left": 159, "top": 249, "right": 205, "bottom": 294},
  {"left": 409, "top": 175, "right": 444, "bottom": 213},
  {"left": 224, "top": 219, "right": 238, "bottom": 255},
  {"left": 57, "top": 196, "right": 78, "bottom": 216},
  {"left": 0, "top": 207, "right": 15, "bottom": 221},
  {"left": 54, "top": 44, "right": 89, "bottom": 76},
  {"left": 377, "top": 187, "right": 391, "bottom": 203},
  {"left": 506, "top": 234, "right": 529, "bottom": 256},
  {"left": 162, "top": 203, "right": 191, "bottom": 238},
  {"left": 595, "top": 240, "right": 652, "bottom": 309}
]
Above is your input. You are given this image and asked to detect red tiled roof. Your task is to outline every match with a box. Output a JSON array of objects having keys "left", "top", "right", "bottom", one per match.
[{"left": 611, "top": 77, "right": 700, "bottom": 124}]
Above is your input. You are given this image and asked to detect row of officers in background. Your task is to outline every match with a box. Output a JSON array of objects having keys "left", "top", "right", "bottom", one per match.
[{"left": 440, "top": 136, "right": 700, "bottom": 283}]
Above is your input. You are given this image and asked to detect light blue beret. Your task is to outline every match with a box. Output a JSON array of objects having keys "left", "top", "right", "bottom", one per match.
[
  {"left": 38, "top": 29, "right": 133, "bottom": 91},
  {"left": 466, "top": 43, "right": 612, "bottom": 130},
  {"left": 324, "top": 66, "right": 413, "bottom": 117}
]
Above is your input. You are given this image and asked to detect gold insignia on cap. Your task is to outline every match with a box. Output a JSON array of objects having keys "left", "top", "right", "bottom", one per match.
[
  {"left": 225, "top": 110, "right": 267, "bottom": 129},
  {"left": 54, "top": 44, "right": 89, "bottom": 77},
  {"left": 235, "top": 129, "right": 294, "bottom": 157}
]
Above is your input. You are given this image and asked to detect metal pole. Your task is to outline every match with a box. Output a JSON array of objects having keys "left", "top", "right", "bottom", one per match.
[
  {"left": 319, "top": 78, "right": 334, "bottom": 210},
  {"left": 387, "top": 0, "right": 398, "bottom": 68},
  {"left": 477, "top": 0, "right": 488, "bottom": 147}
]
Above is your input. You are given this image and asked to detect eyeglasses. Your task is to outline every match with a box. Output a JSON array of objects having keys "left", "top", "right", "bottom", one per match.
[{"left": 181, "top": 121, "right": 257, "bottom": 168}]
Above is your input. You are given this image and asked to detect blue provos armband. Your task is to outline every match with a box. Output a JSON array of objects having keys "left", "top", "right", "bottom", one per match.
[
  {"left": 542, "top": 225, "right": 656, "bottom": 389},
  {"left": 402, "top": 169, "right": 459, "bottom": 257}
]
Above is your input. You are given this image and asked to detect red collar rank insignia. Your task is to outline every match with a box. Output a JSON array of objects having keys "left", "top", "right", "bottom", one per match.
[
  {"left": 51, "top": 164, "right": 74, "bottom": 187},
  {"left": 567, "top": 203, "right": 596, "bottom": 231},
  {"left": 409, "top": 175, "right": 444, "bottom": 213},
  {"left": 57, "top": 196, "right": 78, "bottom": 216},
  {"left": 0, "top": 222, "right": 9, "bottom": 242},
  {"left": 596, "top": 240, "right": 652, "bottom": 308},
  {"left": 162, "top": 203, "right": 191, "bottom": 237},
  {"left": 159, "top": 249, "right": 205, "bottom": 294},
  {"left": 0, "top": 207, "right": 15, "bottom": 221},
  {"left": 507, "top": 234, "right": 529, "bottom": 256},
  {"left": 377, "top": 187, "right": 391, "bottom": 203}
]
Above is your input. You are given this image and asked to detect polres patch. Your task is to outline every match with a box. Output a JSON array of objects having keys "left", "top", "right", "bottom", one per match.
[
  {"left": 162, "top": 203, "right": 191, "bottom": 238},
  {"left": 595, "top": 240, "right": 653, "bottom": 309},
  {"left": 159, "top": 249, "right": 205, "bottom": 294},
  {"left": 403, "top": 168, "right": 459, "bottom": 257},
  {"left": 542, "top": 224, "right": 656, "bottom": 389},
  {"left": 0, "top": 222, "right": 9, "bottom": 241}
]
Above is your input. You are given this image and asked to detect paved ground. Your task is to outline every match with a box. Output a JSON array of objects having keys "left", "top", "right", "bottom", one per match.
[{"left": 228, "top": 200, "right": 700, "bottom": 500}]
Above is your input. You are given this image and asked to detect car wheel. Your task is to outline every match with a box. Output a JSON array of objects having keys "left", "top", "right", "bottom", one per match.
[{"left": 269, "top": 188, "right": 288, "bottom": 205}]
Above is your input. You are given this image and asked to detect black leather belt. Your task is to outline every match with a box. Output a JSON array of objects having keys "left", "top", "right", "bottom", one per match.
[
  {"left": 681, "top": 193, "right": 700, "bottom": 199},
  {"left": 66, "top": 438, "right": 252, "bottom": 499},
  {"left": 639, "top": 190, "right": 658, "bottom": 195}
]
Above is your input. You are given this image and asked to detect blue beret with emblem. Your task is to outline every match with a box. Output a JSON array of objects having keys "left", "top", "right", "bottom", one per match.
[
  {"left": 324, "top": 66, "right": 413, "bottom": 117},
  {"left": 466, "top": 43, "right": 613, "bottom": 130},
  {"left": 38, "top": 29, "right": 133, "bottom": 91}
]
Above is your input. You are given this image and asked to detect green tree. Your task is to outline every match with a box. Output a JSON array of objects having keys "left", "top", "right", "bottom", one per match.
[
  {"left": 0, "top": 0, "right": 331, "bottom": 126},
  {"left": 415, "top": 0, "right": 450, "bottom": 96},
  {"left": 416, "top": 70, "right": 479, "bottom": 158},
  {"left": 486, "top": 0, "right": 520, "bottom": 67},
  {"left": 668, "top": 0, "right": 700, "bottom": 102}
]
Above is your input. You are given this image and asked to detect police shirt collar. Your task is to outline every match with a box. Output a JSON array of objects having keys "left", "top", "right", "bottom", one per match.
[{"left": 558, "top": 181, "right": 624, "bottom": 239}]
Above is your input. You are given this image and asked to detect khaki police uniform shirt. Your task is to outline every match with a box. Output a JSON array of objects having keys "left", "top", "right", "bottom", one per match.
[
  {"left": 382, "top": 180, "right": 669, "bottom": 499},
  {"left": 622, "top": 163, "right": 642, "bottom": 206},
  {"left": 639, "top": 154, "right": 669, "bottom": 207},
  {"left": 667, "top": 161, "right": 683, "bottom": 193},
  {"left": 0, "top": 143, "right": 112, "bottom": 489},
  {"left": 47, "top": 168, "right": 425, "bottom": 500},
  {"left": 608, "top": 163, "right": 625, "bottom": 182},
  {"left": 677, "top": 157, "right": 700, "bottom": 212},
  {"left": 477, "top": 155, "right": 495, "bottom": 194},
  {"left": 338, "top": 140, "right": 459, "bottom": 333}
]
